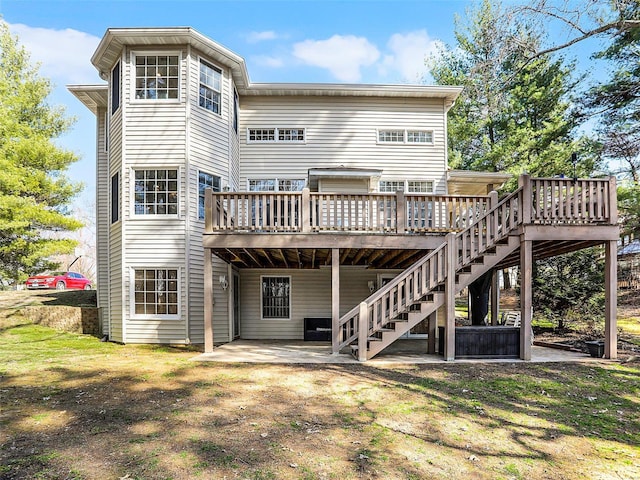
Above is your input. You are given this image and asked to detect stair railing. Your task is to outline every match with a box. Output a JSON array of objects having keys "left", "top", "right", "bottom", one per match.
[{"left": 337, "top": 186, "right": 525, "bottom": 352}]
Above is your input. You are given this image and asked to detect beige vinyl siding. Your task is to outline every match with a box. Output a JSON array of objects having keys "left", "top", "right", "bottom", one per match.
[
  {"left": 95, "top": 107, "right": 110, "bottom": 336},
  {"left": 108, "top": 96, "right": 124, "bottom": 342},
  {"left": 239, "top": 96, "right": 448, "bottom": 193},
  {"left": 319, "top": 178, "right": 370, "bottom": 193},
  {"left": 239, "top": 267, "right": 384, "bottom": 339},
  {"left": 186, "top": 51, "right": 237, "bottom": 344},
  {"left": 119, "top": 47, "right": 189, "bottom": 343},
  {"left": 108, "top": 222, "right": 123, "bottom": 342}
]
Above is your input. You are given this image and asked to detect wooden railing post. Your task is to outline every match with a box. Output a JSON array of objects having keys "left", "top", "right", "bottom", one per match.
[
  {"left": 357, "top": 302, "right": 368, "bottom": 362},
  {"left": 518, "top": 174, "right": 532, "bottom": 224},
  {"left": 608, "top": 177, "right": 618, "bottom": 225},
  {"left": 445, "top": 233, "right": 456, "bottom": 361},
  {"left": 396, "top": 190, "right": 406, "bottom": 233},
  {"left": 204, "top": 187, "right": 213, "bottom": 233},
  {"left": 301, "top": 188, "right": 310, "bottom": 232}
]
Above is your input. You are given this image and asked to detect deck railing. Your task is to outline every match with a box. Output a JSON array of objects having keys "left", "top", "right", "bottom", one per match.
[{"left": 205, "top": 189, "right": 491, "bottom": 234}]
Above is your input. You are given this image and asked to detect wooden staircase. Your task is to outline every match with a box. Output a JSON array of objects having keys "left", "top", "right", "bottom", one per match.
[{"left": 338, "top": 188, "right": 524, "bottom": 361}]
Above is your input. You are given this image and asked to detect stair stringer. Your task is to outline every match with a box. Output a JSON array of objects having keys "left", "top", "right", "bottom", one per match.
[{"left": 358, "top": 234, "right": 521, "bottom": 360}]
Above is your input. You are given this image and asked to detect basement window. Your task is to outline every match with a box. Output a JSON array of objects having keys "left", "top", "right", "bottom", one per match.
[{"left": 261, "top": 276, "right": 291, "bottom": 319}]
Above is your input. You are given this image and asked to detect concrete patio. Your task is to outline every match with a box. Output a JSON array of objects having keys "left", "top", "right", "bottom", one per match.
[{"left": 194, "top": 339, "right": 598, "bottom": 364}]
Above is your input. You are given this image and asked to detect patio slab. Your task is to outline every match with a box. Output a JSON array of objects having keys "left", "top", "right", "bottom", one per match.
[{"left": 193, "top": 339, "right": 598, "bottom": 364}]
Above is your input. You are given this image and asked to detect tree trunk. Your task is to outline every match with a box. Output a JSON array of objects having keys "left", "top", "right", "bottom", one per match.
[
  {"left": 469, "top": 270, "right": 493, "bottom": 325},
  {"left": 502, "top": 269, "right": 511, "bottom": 289}
]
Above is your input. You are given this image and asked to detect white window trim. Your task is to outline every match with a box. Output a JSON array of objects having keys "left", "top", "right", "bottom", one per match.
[
  {"left": 198, "top": 57, "right": 223, "bottom": 116},
  {"left": 130, "top": 267, "right": 182, "bottom": 321},
  {"left": 260, "top": 275, "right": 292, "bottom": 321},
  {"left": 376, "top": 128, "right": 434, "bottom": 145},
  {"left": 246, "top": 127, "right": 306, "bottom": 144},
  {"left": 378, "top": 179, "right": 434, "bottom": 193},
  {"left": 130, "top": 167, "right": 181, "bottom": 219},
  {"left": 198, "top": 170, "right": 222, "bottom": 220},
  {"left": 130, "top": 50, "right": 182, "bottom": 103},
  {"left": 247, "top": 178, "right": 307, "bottom": 191}
]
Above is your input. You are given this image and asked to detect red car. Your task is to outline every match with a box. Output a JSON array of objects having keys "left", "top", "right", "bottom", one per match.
[{"left": 26, "top": 272, "right": 92, "bottom": 290}]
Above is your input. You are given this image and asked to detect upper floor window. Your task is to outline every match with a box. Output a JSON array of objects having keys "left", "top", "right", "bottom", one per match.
[
  {"left": 247, "top": 128, "right": 305, "bottom": 143},
  {"left": 111, "top": 61, "right": 120, "bottom": 114},
  {"left": 379, "top": 180, "right": 405, "bottom": 192},
  {"left": 248, "top": 179, "right": 306, "bottom": 191},
  {"left": 198, "top": 171, "right": 221, "bottom": 219},
  {"left": 378, "top": 180, "right": 434, "bottom": 193},
  {"left": 111, "top": 171, "right": 120, "bottom": 223},
  {"left": 233, "top": 88, "right": 239, "bottom": 134},
  {"left": 378, "top": 130, "right": 404, "bottom": 143},
  {"left": 407, "top": 180, "right": 434, "bottom": 193},
  {"left": 199, "top": 60, "right": 222, "bottom": 114},
  {"left": 135, "top": 54, "right": 179, "bottom": 100},
  {"left": 378, "top": 129, "right": 434, "bottom": 144},
  {"left": 407, "top": 130, "right": 433, "bottom": 143},
  {"left": 134, "top": 169, "right": 178, "bottom": 215}
]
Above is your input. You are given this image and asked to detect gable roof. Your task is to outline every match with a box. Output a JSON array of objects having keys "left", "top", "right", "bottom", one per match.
[{"left": 84, "top": 27, "right": 462, "bottom": 105}]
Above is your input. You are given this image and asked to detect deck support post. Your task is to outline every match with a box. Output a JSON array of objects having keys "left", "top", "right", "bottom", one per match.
[
  {"left": 445, "top": 233, "right": 456, "bottom": 361},
  {"left": 491, "top": 269, "right": 500, "bottom": 326},
  {"left": 520, "top": 238, "right": 532, "bottom": 360},
  {"left": 358, "top": 302, "right": 368, "bottom": 362},
  {"left": 204, "top": 248, "right": 214, "bottom": 354},
  {"left": 427, "top": 312, "right": 437, "bottom": 354},
  {"left": 331, "top": 248, "right": 340, "bottom": 354},
  {"left": 604, "top": 240, "right": 617, "bottom": 359}
]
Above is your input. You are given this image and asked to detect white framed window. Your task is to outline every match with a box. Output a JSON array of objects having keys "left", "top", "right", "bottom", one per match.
[
  {"left": 378, "top": 180, "right": 405, "bottom": 192},
  {"left": 198, "top": 171, "right": 221, "bottom": 219},
  {"left": 407, "top": 180, "right": 434, "bottom": 193},
  {"left": 377, "top": 129, "right": 434, "bottom": 144},
  {"left": 133, "top": 268, "right": 180, "bottom": 318},
  {"left": 407, "top": 130, "right": 433, "bottom": 143},
  {"left": 199, "top": 59, "right": 222, "bottom": 114},
  {"left": 247, "top": 128, "right": 305, "bottom": 143},
  {"left": 261, "top": 276, "right": 291, "bottom": 319},
  {"left": 111, "top": 61, "right": 120, "bottom": 114},
  {"left": 111, "top": 171, "right": 120, "bottom": 224},
  {"left": 248, "top": 179, "right": 306, "bottom": 191},
  {"left": 378, "top": 130, "right": 404, "bottom": 143},
  {"left": 133, "top": 169, "right": 179, "bottom": 215},
  {"left": 134, "top": 53, "right": 179, "bottom": 100}
]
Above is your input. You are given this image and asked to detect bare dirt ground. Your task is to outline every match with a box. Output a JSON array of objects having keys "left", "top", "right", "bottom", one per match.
[{"left": 1, "top": 289, "right": 639, "bottom": 479}]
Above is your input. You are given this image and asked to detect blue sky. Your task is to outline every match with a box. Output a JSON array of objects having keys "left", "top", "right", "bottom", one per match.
[{"left": 0, "top": 0, "right": 608, "bottom": 213}]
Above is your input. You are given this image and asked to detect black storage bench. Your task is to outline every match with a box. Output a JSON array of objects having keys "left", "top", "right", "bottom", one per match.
[{"left": 304, "top": 317, "right": 332, "bottom": 341}]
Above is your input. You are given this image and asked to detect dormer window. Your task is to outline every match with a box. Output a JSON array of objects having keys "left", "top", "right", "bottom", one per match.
[
  {"left": 134, "top": 54, "right": 179, "bottom": 100},
  {"left": 199, "top": 59, "right": 222, "bottom": 114}
]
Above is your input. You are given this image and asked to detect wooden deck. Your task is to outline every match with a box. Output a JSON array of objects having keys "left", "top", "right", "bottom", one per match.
[{"left": 202, "top": 175, "right": 619, "bottom": 362}]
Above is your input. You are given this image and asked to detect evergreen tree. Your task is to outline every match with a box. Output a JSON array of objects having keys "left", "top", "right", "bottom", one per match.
[
  {"left": 429, "top": 0, "right": 600, "bottom": 185},
  {"left": 0, "top": 22, "right": 82, "bottom": 283}
]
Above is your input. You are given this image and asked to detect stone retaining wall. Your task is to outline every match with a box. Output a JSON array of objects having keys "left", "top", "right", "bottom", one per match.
[{"left": 22, "top": 306, "right": 101, "bottom": 336}]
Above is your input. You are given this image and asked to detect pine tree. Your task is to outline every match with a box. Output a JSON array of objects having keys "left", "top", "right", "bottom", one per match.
[{"left": 0, "top": 22, "right": 82, "bottom": 283}]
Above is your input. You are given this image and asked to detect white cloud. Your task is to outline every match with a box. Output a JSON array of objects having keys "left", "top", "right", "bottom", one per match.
[
  {"left": 8, "top": 23, "right": 101, "bottom": 84},
  {"left": 293, "top": 35, "right": 380, "bottom": 82},
  {"left": 246, "top": 30, "right": 280, "bottom": 43},
  {"left": 380, "top": 30, "right": 442, "bottom": 83},
  {"left": 252, "top": 55, "right": 285, "bottom": 68}
]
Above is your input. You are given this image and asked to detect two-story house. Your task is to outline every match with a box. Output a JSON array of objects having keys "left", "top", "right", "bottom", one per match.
[{"left": 70, "top": 27, "right": 619, "bottom": 361}]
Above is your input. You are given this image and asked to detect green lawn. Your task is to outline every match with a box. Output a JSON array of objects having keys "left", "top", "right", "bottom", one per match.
[{"left": 1, "top": 320, "right": 639, "bottom": 480}]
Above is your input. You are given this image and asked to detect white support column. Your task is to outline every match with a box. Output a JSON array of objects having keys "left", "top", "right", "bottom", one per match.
[
  {"left": 445, "top": 233, "right": 456, "bottom": 361},
  {"left": 520, "top": 238, "right": 532, "bottom": 361},
  {"left": 604, "top": 240, "right": 617, "bottom": 359},
  {"left": 331, "top": 248, "right": 340, "bottom": 354},
  {"left": 203, "top": 248, "right": 214, "bottom": 354}
]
